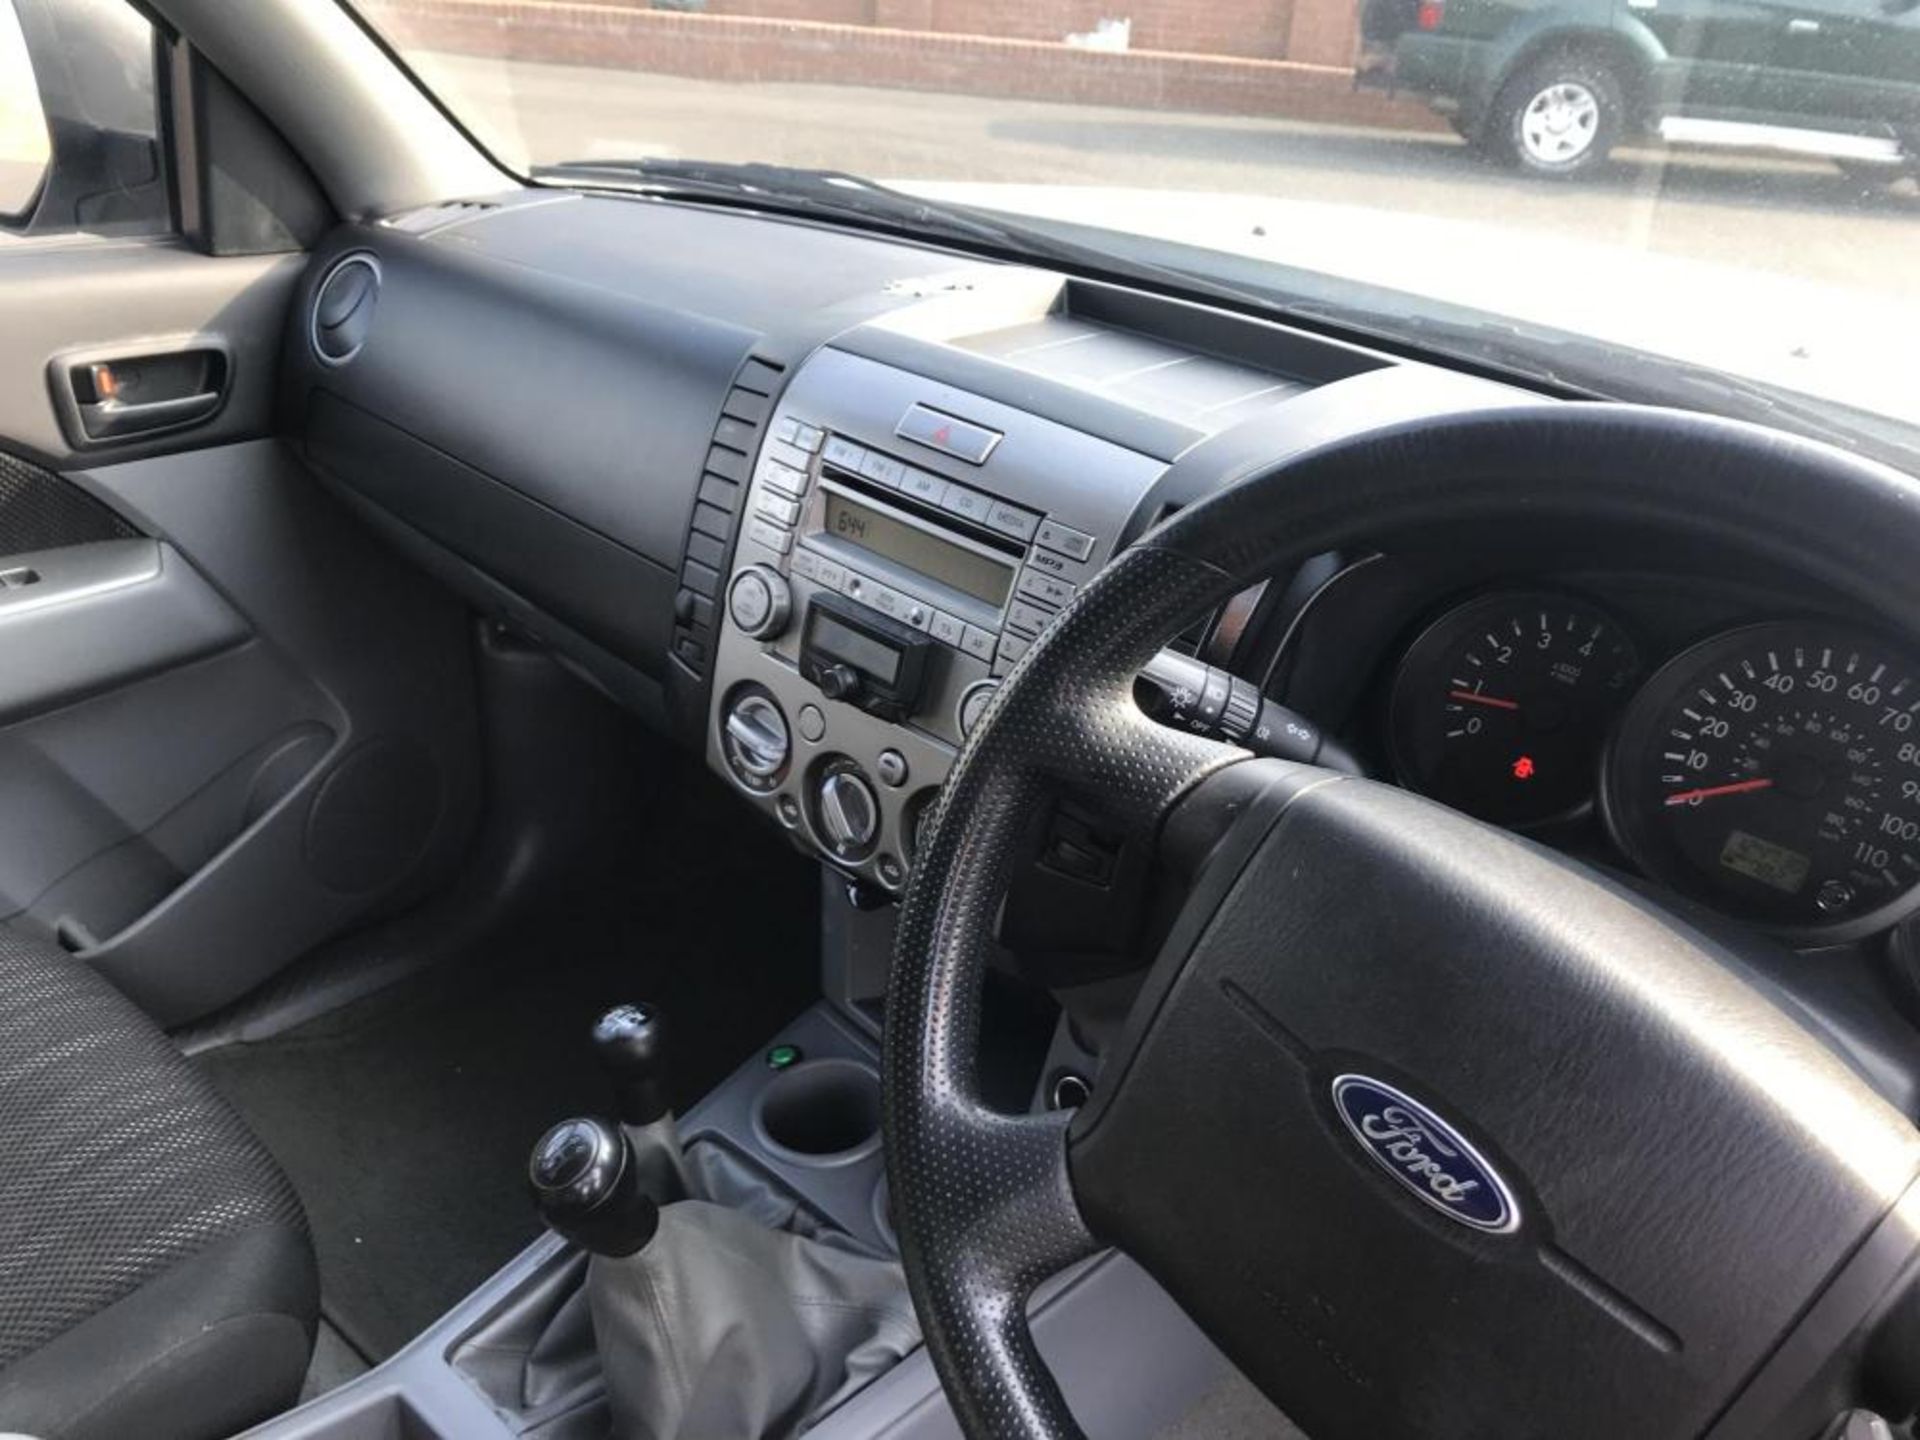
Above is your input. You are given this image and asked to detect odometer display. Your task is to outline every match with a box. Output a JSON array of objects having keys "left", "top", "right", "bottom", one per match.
[{"left": 1605, "top": 621, "right": 1920, "bottom": 935}]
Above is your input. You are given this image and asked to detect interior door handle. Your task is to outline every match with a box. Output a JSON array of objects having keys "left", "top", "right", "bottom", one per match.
[
  {"left": 49, "top": 338, "right": 231, "bottom": 449},
  {"left": 77, "top": 390, "right": 223, "bottom": 441}
]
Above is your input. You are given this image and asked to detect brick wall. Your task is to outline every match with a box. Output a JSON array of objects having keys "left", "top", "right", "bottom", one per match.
[
  {"left": 707, "top": 0, "right": 874, "bottom": 25},
  {"left": 364, "top": 0, "right": 1420, "bottom": 126},
  {"left": 466, "top": 0, "right": 1356, "bottom": 59}
]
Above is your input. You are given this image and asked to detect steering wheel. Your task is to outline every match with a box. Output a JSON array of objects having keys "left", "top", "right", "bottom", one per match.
[{"left": 882, "top": 403, "right": 1920, "bottom": 1440}]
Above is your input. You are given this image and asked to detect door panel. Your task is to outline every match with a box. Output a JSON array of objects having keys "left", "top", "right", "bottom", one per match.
[
  {"left": 0, "top": 0, "right": 482, "bottom": 1027},
  {"left": 1751, "top": 0, "right": 1920, "bottom": 127},
  {"left": 1634, "top": 0, "right": 1780, "bottom": 115},
  {"left": 56, "top": 438, "right": 483, "bottom": 1024},
  {"left": 1, "top": 264, "right": 482, "bottom": 1025}
]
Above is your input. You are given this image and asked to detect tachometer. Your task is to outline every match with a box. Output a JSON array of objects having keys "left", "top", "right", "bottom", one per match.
[
  {"left": 1389, "top": 591, "right": 1641, "bottom": 826},
  {"left": 1603, "top": 621, "right": 1920, "bottom": 936}
]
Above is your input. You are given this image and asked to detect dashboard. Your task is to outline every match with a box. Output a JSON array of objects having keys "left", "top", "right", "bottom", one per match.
[{"left": 275, "top": 187, "right": 1920, "bottom": 1028}]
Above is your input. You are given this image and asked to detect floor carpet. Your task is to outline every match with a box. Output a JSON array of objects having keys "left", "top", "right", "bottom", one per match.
[{"left": 197, "top": 768, "right": 820, "bottom": 1361}]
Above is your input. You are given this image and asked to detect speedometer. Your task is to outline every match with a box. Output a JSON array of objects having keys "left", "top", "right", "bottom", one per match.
[{"left": 1603, "top": 621, "right": 1920, "bottom": 937}]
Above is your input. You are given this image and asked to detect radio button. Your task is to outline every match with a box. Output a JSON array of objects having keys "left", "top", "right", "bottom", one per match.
[
  {"left": 1026, "top": 549, "right": 1071, "bottom": 578},
  {"left": 930, "top": 611, "right": 966, "bottom": 648},
  {"left": 790, "top": 421, "right": 825, "bottom": 452},
  {"left": 790, "top": 548, "right": 823, "bottom": 582},
  {"left": 1005, "top": 599, "right": 1055, "bottom": 638},
  {"left": 822, "top": 436, "right": 866, "bottom": 472},
  {"left": 761, "top": 460, "right": 808, "bottom": 499},
  {"left": 814, "top": 557, "right": 847, "bottom": 592},
  {"left": 766, "top": 439, "right": 812, "bottom": 472},
  {"left": 746, "top": 518, "right": 793, "bottom": 554},
  {"left": 940, "top": 484, "right": 992, "bottom": 525},
  {"left": 1017, "top": 570, "right": 1077, "bottom": 608},
  {"left": 985, "top": 501, "right": 1040, "bottom": 543},
  {"left": 866, "top": 582, "right": 932, "bottom": 632},
  {"left": 755, "top": 492, "right": 801, "bottom": 526},
  {"left": 1035, "top": 519, "right": 1096, "bottom": 562},
  {"left": 959, "top": 625, "right": 997, "bottom": 662},
  {"left": 858, "top": 451, "right": 907, "bottom": 489},
  {"left": 996, "top": 633, "right": 1032, "bottom": 668},
  {"left": 900, "top": 468, "right": 948, "bottom": 507}
]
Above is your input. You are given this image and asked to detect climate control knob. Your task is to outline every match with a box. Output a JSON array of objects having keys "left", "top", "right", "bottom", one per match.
[
  {"left": 815, "top": 765, "right": 880, "bottom": 860},
  {"left": 721, "top": 690, "right": 790, "bottom": 792},
  {"left": 727, "top": 565, "right": 791, "bottom": 640}
]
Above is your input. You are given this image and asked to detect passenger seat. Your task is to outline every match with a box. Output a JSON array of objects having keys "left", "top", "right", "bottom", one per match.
[{"left": 0, "top": 930, "right": 317, "bottom": 1440}]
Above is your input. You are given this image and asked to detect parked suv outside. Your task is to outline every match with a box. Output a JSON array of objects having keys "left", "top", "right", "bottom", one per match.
[{"left": 1359, "top": 0, "right": 1920, "bottom": 177}]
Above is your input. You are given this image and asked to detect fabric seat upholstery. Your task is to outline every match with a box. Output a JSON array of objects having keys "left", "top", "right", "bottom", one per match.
[{"left": 0, "top": 929, "right": 317, "bottom": 1440}]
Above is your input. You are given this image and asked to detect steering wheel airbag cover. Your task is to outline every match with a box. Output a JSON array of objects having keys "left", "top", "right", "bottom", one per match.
[{"left": 1071, "top": 768, "right": 1920, "bottom": 1438}]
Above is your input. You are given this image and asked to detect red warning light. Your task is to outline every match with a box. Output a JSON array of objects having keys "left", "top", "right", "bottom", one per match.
[{"left": 1511, "top": 755, "right": 1536, "bottom": 781}]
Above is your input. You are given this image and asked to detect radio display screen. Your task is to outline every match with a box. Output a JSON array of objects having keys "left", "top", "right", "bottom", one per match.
[
  {"left": 809, "top": 610, "right": 902, "bottom": 685},
  {"left": 820, "top": 492, "right": 1013, "bottom": 609}
]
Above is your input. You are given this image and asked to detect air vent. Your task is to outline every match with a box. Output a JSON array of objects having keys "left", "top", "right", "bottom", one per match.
[
  {"left": 671, "top": 355, "right": 787, "bottom": 676},
  {"left": 310, "top": 253, "right": 380, "bottom": 367},
  {"left": 381, "top": 199, "right": 498, "bottom": 235}
]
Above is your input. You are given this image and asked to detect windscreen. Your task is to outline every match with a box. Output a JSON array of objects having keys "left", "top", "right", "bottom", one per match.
[{"left": 348, "top": 0, "right": 1920, "bottom": 438}]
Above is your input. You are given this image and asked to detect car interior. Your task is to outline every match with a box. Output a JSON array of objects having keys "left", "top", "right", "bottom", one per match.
[{"left": 5, "top": 3, "right": 1920, "bottom": 1440}]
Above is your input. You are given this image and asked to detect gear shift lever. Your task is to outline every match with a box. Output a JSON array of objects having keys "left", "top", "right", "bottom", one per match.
[
  {"left": 528, "top": 1116, "right": 659, "bottom": 1256},
  {"left": 591, "top": 1003, "right": 689, "bottom": 1201},
  {"left": 527, "top": 1119, "right": 920, "bottom": 1440}
]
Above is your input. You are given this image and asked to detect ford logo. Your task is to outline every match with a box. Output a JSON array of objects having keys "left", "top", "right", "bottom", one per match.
[{"left": 1331, "top": 1074, "right": 1519, "bottom": 1234}]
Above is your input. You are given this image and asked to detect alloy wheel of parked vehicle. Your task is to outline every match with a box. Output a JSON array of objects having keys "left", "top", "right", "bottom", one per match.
[{"left": 1492, "top": 54, "right": 1624, "bottom": 178}]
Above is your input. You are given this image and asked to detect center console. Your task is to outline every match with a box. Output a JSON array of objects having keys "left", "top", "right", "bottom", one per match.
[{"left": 707, "top": 347, "right": 1167, "bottom": 890}]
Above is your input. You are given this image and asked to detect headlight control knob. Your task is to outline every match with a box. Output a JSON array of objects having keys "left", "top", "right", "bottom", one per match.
[
  {"left": 816, "top": 765, "right": 880, "bottom": 859},
  {"left": 727, "top": 565, "right": 791, "bottom": 640}
]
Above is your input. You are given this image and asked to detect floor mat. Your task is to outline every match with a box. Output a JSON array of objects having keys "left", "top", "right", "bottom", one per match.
[{"left": 197, "top": 768, "right": 820, "bottom": 1362}]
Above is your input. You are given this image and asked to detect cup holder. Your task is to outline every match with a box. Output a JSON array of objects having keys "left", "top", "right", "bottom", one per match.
[{"left": 751, "top": 1058, "right": 883, "bottom": 1166}]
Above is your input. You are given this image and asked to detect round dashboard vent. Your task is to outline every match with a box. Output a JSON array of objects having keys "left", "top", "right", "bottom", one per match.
[{"left": 310, "top": 253, "right": 381, "bottom": 366}]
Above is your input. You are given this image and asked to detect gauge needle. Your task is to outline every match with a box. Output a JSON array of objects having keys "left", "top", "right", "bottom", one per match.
[
  {"left": 1448, "top": 689, "right": 1521, "bottom": 712},
  {"left": 1663, "top": 778, "right": 1775, "bottom": 807}
]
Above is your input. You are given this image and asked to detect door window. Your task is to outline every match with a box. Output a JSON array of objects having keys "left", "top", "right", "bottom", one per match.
[
  {"left": 0, "top": 1, "right": 47, "bottom": 218},
  {"left": 0, "top": 0, "right": 171, "bottom": 241}
]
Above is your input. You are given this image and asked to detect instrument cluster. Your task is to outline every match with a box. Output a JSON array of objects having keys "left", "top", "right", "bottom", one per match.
[{"left": 1385, "top": 588, "right": 1920, "bottom": 942}]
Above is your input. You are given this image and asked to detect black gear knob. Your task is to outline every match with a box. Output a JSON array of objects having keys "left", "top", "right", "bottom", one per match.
[
  {"left": 592, "top": 1003, "right": 672, "bottom": 1126},
  {"left": 528, "top": 1116, "right": 659, "bottom": 1257}
]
